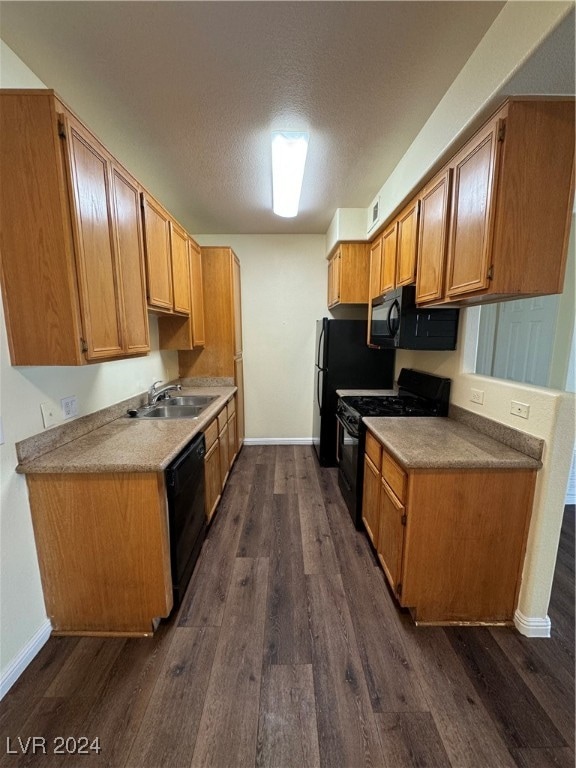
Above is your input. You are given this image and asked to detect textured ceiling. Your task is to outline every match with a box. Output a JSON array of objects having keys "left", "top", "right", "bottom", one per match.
[{"left": 1, "top": 0, "right": 564, "bottom": 236}]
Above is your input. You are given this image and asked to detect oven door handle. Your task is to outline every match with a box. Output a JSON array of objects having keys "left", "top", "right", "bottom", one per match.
[
  {"left": 336, "top": 414, "right": 358, "bottom": 440},
  {"left": 336, "top": 416, "right": 341, "bottom": 464}
]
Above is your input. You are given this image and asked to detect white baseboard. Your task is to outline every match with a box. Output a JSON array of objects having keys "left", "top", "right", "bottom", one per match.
[
  {"left": 514, "top": 609, "right": 551, "bottom": 638},
  {"left": 0, "top": 619, "right": 52, "bottom": 699},
  {"left": 243, "top": 438, "right": 313, "bottom": 445}
]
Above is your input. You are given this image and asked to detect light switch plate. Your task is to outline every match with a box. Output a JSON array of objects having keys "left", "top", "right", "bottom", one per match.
[
  {"left": 510, "top": 401, "right": 530, "bottom": 419},
  {"left": 40, "top": 402, "right": 59, "bottom": 429}
]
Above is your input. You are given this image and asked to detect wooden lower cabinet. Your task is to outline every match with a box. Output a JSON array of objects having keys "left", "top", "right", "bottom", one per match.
[
  {"left": 204, "top": 417, "right": 221, "bottom": 523},
  {"left": 377, "top": 479, "right": 405, "bottom": 594},
  {"left": 204, "top": 396, "right": 240, "bottom": 522},
  {"left": 362, "top": 431, "right": 381, "bottom": 546},
  {"left": 26, "top": 472, "right": 173, "bottom": 636},
  {"left": 362, "top": 436, "right": 536, "bottom": 624},
  {"left": 204, "top": 439, "right": 221, "bottom": 523}
]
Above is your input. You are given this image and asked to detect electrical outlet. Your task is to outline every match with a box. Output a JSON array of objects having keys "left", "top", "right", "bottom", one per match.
[
  {"left": 40, "top": 402, "right": 59, "bottom": 429},
  {"left": 61, "top": 395, "right": 78, "bottom": 420},
  {"left": 511, "top": 401, "right": 530, "bottom": 419},
  {"left": 470, "top": 388, "right": 484, "bottom": 405}
]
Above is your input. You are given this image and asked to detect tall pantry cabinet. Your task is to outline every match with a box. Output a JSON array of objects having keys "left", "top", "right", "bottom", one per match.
[{"left": 178, "top": 247, "right": 244, "bottom": 449}]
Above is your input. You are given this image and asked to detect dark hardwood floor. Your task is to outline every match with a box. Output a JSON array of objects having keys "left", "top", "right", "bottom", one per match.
[{"left": 1, "top": 447, "right": 573, "bottom": 767}]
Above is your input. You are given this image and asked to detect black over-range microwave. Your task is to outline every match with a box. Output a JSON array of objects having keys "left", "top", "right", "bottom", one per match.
[{"left": 369, "top": 286, "right": 459, "bottom": 350}]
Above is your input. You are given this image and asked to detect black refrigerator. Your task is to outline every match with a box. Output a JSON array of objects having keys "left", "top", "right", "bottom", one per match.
[{"left": 313, "top": 318, "right": 395, "bottom": 467}]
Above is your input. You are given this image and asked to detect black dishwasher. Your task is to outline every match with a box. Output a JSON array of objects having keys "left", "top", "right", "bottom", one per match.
[{"left": 165, "top": 432, "right": 206, "bottom": 607}]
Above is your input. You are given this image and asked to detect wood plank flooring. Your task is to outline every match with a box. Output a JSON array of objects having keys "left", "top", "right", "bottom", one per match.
[{"left": 1, "top": 448, "right": 573, "bottom": 768}]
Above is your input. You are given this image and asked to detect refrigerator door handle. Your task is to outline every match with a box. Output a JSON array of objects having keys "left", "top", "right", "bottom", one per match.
[
  {"left": 316, "top": 368, "right": 323, "bottom": 412},
  {"left": 316, "top": 323, "right": 325, "bottom": 368}
]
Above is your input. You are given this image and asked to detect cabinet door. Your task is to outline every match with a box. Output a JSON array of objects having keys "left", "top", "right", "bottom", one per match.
[
  {"left": 110, "top": 164, "right": 150, "bottom": 354},
  {"left": 233, "top": 255, "right": 243, "bottom": 356},
  {"left": 380, "top": 223, "right": 397, "bottom": 294},
  {"left": 396, "top": 199, "right": 419, "bottom": 287},
  {"left": 219, "top": 422, "right": 229, "bottom": 488},
  {"left": 377, "top": 479, "right": 405, "bottom": 595},
  {"left": 416, "top": 169, "right": 452, "bottom": 304},
  {"left": 142, "top": 195, "right": 173, "bottom": 311},
  {"left": 170, "top": 222, "right": 191, "bottom": 315},
  {"left": 228, "top": 412, "right": 237, "bottom": 469},
  {"left": 445, "top": 117, "right": 501, "bottom": 299},
  {"left": 369, "top": 236, "right": 383, "bottom": 300},
  {"left": 234, "top": 356, "right": 245, "bottom": 451},
  {"left": 204, "top": 440, "right": 221, "bottom": 522},
  {"left": 63, "top": 116, "right": 124, "bottom": 359},
  {"left": 362, "top": 454, "right": 380, "bottom": 547},
  {"left": 189, "top": 238, "right": 206, "bottom": 346}
]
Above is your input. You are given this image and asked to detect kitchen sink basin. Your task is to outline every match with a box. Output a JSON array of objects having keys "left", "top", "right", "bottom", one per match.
[
  {"left": 163, "top": 395, "right": 218, "bottom": 407},
  {"left": 143, "top": 405, "right": 204, "bottom": 418},
  {"left": 127, "top": 394, "right": 219, "bottom": 420}
]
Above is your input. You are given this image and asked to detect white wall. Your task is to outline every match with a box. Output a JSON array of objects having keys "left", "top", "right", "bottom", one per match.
[
  {"left": 195, "top": 235, "right": 327, "bottom": 440},
  {"left": 0, "top": 42, "right": 178, "bottom": 692}
]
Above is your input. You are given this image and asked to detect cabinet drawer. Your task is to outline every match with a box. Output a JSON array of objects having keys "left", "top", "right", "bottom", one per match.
[
  {"left": 217, "top": 407, "right": 227, "bottom": 434},
  {"left": 204, "top": 418, "right": 219, "bottom": 451},
  {"left": 365, "top": 431, "right": 382, "bottom": 470},
  {"left": 227, "top": 397, "right": 236, "bottom": 419},
  {"left": 382, "top": 451, "right": 406, "bottom": 501}
]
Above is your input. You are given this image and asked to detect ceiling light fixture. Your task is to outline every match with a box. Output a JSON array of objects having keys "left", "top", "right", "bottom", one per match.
[{"left": 271, "top": 131, "right": 309, "bottom": 218}]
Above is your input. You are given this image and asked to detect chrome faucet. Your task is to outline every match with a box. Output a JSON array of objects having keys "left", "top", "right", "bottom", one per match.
[{"left": 148, "top": 380, "right": 182, "bottom": 406}]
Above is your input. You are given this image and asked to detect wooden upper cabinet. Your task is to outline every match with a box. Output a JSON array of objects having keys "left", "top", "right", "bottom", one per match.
[
  {"left": 327, "top": 243, "right": 370, "bottom": 307},
  {"left": 445, "top": 115, "right": 501, "bottom": 299},
  {"left": 369, "top": 236, "right": 383, "bottom": 300},
  {"left": 170, "top": 222, "right": 191, "bottom": 315},
  {"left": 189, "top": 237, "right": 206, "bottom": 347},
  {"left": 415, "top": 169, "right": 452, "bottom": 304},
  {"left": 0, "top": 91, "right": 150, "bottom": 365},
  {"left": 327, "top": 249, "right": 341, "bottom": 306},
  {"left": 141, "top": 194, "right": 173, "bottom": 312},
  {"left": 157, "top": 235, "right": 206, "bottom": 351},
  {"left": 380, "top": 223, "right": 397, "bottom": 295},
  {"left": 63, "top": 115, "right": 124, "bottom": 359},
  {"left": 110, "top": 164, "right": 150, "bottom": 355},
  {"left": 423, "top": 99, "right": 575, "bottom": 306},
  {"left": 395, "top": 198, "right": 419, "bottom": 287}
]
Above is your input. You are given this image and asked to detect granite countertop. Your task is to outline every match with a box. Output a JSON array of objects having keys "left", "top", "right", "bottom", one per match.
[
  {"left": 364, "top": 417, "right": 542, "bottom": 471},
  {"left": 16, "top": 387, "right": 236, "bottom": 474}
]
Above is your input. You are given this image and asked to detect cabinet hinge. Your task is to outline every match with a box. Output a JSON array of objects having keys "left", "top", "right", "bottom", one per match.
[
  {"left": 401, "top": 513, "right": 407, "bottom": 526},
  {"left": 397, "top": 582, "right": 403, "bottom": 597},
  {"left": 487, "top": 265, "right": 494, "bottom": 281},
  {"left": 80, "top": 337, "right": 88, "bottom": 353},
  {"left": 497, "top": 124, "right": 506, "bottom": 143},
  {"left": 57, "top": 119, "right": 66, "bottom": 139}
]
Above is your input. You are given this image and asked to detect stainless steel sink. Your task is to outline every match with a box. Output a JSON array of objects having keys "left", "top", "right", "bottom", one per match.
[
  {"left": 163, "top": 395, "right": 218, "bottom": 407},
  {"left": 127, "top": 393, "right": 219, "bottom": 419},
  {"left": 142, "top": 405, "right": 204, "bottom": 418}
]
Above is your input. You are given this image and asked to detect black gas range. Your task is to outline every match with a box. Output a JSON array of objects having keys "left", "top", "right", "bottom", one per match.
[{"left": 336, "top": 368, "right": 451, "bottom": 528}]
